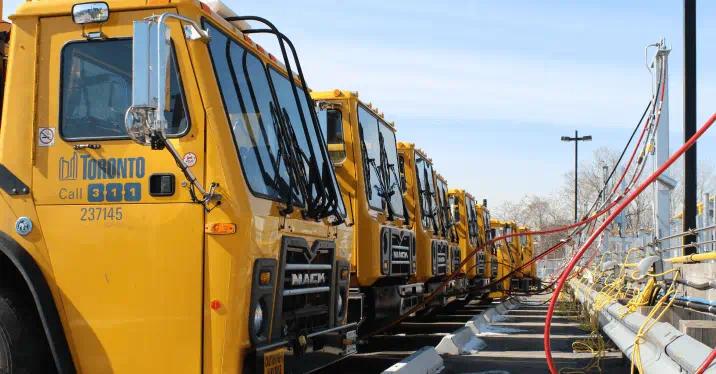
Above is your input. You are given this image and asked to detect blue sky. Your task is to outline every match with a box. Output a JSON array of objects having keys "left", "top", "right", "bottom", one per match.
[{"left": 4, "top": 0, "right": 716, "bottom": 206}]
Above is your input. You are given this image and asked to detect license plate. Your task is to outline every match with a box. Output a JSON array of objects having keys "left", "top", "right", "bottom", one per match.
[{"left": 263, "top": 348, "right": 284, "bottom": 374}]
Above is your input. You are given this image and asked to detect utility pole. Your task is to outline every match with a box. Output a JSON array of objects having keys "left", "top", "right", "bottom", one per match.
[
  {"left": 561, "top": 131, "right": 592, "bottom": 223},
  {"left": 683, "top": 0, "right": 697, "bottom": 255}
]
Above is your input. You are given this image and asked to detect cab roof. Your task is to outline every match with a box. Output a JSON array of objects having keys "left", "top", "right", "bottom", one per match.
[
  {"left": 12, "top": 0, "right": 197, "bottom": 18},
  {"left": 312, "top": 89, "right": 397, "bottom": 131}
]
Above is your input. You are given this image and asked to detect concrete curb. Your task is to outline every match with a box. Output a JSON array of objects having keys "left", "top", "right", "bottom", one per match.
[
  {"left": 435, "top": 326, "right": 487, "bottom": 355},
  {"left": 381, "top": 346, "right": 445, "bottom": 374},
  {"left": 437, "top": 297, "right": 520, "bottom": 355}
]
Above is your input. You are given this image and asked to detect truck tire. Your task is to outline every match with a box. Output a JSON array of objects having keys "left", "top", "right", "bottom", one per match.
[{"left": 0, "top": 281, "right": 56, "bottom": 374}]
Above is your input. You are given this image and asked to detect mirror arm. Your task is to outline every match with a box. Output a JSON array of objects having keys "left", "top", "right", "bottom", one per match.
[{"left": 148, "top": 13, "right": 219, "bottom": 210}]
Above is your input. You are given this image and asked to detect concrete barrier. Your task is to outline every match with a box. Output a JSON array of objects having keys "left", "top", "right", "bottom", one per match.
[
  {"left": 381, "top": 346, "right": 445, "bottom": 374},
  {"left": 435, "top": 326, "right": 487, "bottom": 355}
]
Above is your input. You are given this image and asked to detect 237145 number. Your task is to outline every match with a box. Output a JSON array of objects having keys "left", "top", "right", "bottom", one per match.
[{"left": 80, "top": 207, "right": 123, "bottom": 221}]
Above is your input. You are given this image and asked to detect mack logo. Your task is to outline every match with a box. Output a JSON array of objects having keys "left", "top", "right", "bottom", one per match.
[
  {"left": 291, "top": 273, "right": 326, "bottom": 286},
  {"left": 392, "top": 251, "right": 408, "bottom": 260}
]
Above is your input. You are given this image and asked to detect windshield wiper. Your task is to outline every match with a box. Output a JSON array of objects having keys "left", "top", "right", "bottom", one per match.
[
  {"left": 232, "top": 16, "right": 343, "bottom": 225},
  {"left": 270, "top": 103, "right": 308, "bottom": 215}
]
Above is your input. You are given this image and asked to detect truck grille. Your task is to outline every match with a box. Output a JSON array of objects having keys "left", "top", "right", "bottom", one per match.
[
  {"left": 272, "top": 237, "right": 336, "bottom": 341},
  {"left": 450, "top": 246, "right": 461, "bottom": 274},
  {"left": 431, "top": 240, "right": 448, "bottom": 276},
  {"left": 381, "top": 227, "right": 416, "bottom": 276},
  {"left": 476, "top": 252, "right": 486, "bottom": 277}
]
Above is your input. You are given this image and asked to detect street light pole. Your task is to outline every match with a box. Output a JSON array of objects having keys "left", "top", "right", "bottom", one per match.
[
  {"left": 561, "top": 131, "right": 592, "bottom": 222},
  {"left": 574, "top": 130, "right": 578, "bottom": 223}
]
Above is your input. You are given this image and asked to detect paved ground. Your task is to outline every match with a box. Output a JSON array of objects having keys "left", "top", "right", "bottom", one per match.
[{"left": 317, "top": 294, "right": 629, "bottom": 373}]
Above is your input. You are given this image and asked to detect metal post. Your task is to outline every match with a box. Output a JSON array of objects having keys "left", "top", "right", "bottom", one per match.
[
  {"left": 603, "top": 165, "right": 609, "bottom": 257},
  {"left": 652, "top": 42, "right": 671, "bottom": 277},
  {"left": 574, "top": 130, "right": 579, "bottom": 223},
  {"left": 683, "top": 0, "right": 697, "bottom": 256},
  {"left": 701, "top": 192, "right": 710, "bottom": 253}
]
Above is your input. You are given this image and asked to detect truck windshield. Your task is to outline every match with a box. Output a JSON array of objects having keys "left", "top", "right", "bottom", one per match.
[
  {"left": 436, "top": 179, "right": 451, "bottom": 237},
  {"left": 205, "top": 21, "right": 345, "bottom": 218},
  {"left": 358, "top": 105, "right": 382, "bottom": 211},
  {"left": 357, "top": 106, "right": 404, "bottom": 218},
  {"left": 466, "top": 196, "right": 478, "bottom": 245},
  {"left": 378, "top": 122, "right": 404, "bottom": 218},
  {"left": 415, "top": 156, "right": 437, "bottom": 233}
]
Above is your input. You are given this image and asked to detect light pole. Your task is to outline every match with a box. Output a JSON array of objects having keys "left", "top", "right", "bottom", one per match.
[{"left": 561, "top": 131, "right": 592, "bottom": 222}]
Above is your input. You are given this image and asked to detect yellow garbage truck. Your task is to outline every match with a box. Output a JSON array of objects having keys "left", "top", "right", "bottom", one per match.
[
  {"left": 0, "top": 1, "right": 356, "bottom": 373},
  {"left": 311, "top": 90, "right": 422, "bottom": 334}
]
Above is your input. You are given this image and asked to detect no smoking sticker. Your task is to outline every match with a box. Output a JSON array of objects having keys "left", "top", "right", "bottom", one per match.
[
  {"left": 38, "top": 128, "right": 56, "bottom": 147},
  {"left": 183, "top": 152, "right": 197, "bottom": 167}
]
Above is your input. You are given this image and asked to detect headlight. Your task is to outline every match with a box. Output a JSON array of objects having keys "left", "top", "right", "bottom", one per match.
[
  {"left": 253, "top": 303, "right": 264, "bottom": 335},
  {"left": 336, "top": 293, "right": 344, "bottom": 318}
]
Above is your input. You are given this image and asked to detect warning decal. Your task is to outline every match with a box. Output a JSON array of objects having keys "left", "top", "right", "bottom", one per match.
[
  {"left": 38, "top": 128, "right": 56, "bottom": 147},
  {"left": 183, "top": 152, "right": 197, "bottom": 167}
]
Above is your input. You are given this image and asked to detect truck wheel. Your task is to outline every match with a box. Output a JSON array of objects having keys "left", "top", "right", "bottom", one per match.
[{"left": 0, "top": 282, "right": 56, "bottom": 374}]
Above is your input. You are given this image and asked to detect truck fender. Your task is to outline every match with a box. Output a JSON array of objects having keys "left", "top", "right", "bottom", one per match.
[{"left": 0, "top": 231, "right": 77, "bottom": 374}]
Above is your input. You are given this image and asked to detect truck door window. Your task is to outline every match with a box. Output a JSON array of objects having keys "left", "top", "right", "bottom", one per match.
[{"left": 61, "top": 39, "right": 188, "bottom": 140}]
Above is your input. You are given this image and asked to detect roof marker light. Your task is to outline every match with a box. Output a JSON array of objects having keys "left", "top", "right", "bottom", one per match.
[
  {"left": 269, "top": 53, "right": 277, "bottom": 62},
  {"left": 200, "top": 2, "right": 212, "bottom": 13},
  {"left": 256, "top": 44, "right": 265, "bottom": 54},
  {"left": 243, "top": 34, "right": 252, "bottom": 44},
  {"left": 333, "top": 89, "right": 342, "bottom": 97}
]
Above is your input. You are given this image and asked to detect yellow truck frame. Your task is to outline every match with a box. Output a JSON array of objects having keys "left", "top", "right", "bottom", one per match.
[
  {"left": 310, "top": 90, "right": 423, "bottom": 333},
  {"left": 0, "top": 1, "right": 356, "bottom": 373}
]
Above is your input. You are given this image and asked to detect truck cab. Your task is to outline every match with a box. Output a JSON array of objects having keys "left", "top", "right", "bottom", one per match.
[
  {"left": 489, "top": 219, "right": 510, "bottom": 299},
  {"left": 0, "top": 1, "right": 354, "bottom": 373},
  {"left": 448, "top": 189, "right": 489, "bottom": 301},
  {"left": 398, "top": 143, "right": 457, "bottom": 313},
  {"left": 477, "top": 203, "right": 498, "bottom": 288},
  {"left": 311, "top": 90, "right": 422, "bottom": 334},
  {"left": 518, "top": 226, "right": 539, "bottom": 291},
  {"left": 505, "top": 221, "right": 524, "bottom": 292}
]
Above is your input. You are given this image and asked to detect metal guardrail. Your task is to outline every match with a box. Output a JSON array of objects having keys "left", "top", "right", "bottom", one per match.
[{"left": 570, "top": 279, "right": 716, "bottom": 374}]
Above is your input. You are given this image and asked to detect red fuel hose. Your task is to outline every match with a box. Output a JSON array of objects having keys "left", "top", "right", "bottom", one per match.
[{"left": 543, "top": 112, "right": 716, "bottom": 374}]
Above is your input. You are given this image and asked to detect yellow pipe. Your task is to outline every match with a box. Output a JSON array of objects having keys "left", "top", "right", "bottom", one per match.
[{"left": 667, "top": 251, "right": 716, "bottom": 263}]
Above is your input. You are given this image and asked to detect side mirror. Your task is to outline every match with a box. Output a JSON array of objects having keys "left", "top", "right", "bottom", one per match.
[
  {"left": 451, "top": 204, "right": 461, "bottom": 223},
  {"left": 126, "top": 20, "right": 171, "bottom": 147}
]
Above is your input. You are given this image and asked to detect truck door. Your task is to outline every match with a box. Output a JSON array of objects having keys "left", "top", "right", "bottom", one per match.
[{"left": 32, "top": 10, "right": 204, "bottom": 373}]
